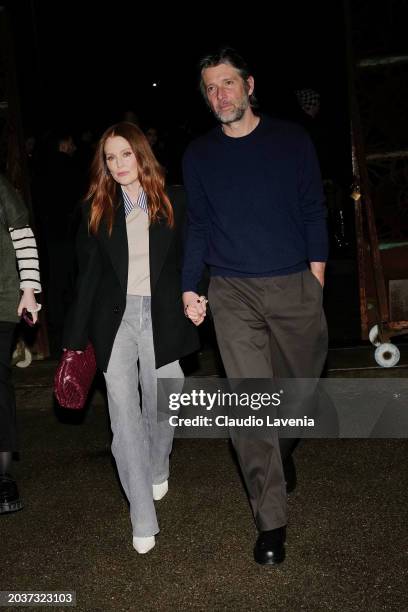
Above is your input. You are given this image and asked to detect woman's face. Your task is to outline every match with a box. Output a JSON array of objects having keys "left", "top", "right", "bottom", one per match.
[{"left": 104, "top": 135, "right": 139, "bottom": 187}]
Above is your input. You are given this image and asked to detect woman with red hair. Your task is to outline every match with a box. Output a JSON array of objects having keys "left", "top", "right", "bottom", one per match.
[{"left": 63, "top": 122, "right": 199, "bottom": 553}]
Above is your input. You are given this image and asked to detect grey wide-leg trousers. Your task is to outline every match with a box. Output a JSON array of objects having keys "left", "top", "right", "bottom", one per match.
[
  {"left": 208, "top": 270, "right": 328, "bottom": 531},
  {"left": 104, "top": 295, "right": 183, "bottom": 537}
]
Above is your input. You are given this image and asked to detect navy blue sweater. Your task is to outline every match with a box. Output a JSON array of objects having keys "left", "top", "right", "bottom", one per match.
[{"left": 182, "top": 115, "right": 328, "bottom": 292}]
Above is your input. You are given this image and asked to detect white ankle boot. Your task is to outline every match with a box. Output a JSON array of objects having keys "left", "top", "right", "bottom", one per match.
[
  {"left": 152, "top": 480, "right": 168, "bottom": 501},
  {"left": 132, "top": 535, "right": 155, "bottom": 554}
]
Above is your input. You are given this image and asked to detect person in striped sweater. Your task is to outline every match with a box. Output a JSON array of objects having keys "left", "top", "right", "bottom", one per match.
[{"left": 0, "top": 173, "right": 41, "bottom": 514}]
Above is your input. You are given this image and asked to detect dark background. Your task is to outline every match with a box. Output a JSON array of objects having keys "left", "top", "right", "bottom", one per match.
[
  {"left": 3, "top": 1, "right": 408, "bottom": 346},
  {"left": 6, "top": 1, "right": 349, "bottom": 166},
  {"left": 6, "top": 1, "right": 359, "bottom": 347}
]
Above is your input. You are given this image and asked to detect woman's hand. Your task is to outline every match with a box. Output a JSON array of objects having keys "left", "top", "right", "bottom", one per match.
[
  {"left": 17, "top": 288, "right": 41, "bottom": 324},
  {"left": 182, "top": 291, "right": 207, "bottom": 326}
]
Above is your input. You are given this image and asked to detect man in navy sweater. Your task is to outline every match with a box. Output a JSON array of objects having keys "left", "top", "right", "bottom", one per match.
[{"left": 182, "top": 48, "right": 328, "bottom": 565}]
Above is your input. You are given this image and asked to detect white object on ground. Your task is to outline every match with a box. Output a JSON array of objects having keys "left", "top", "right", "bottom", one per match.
[
  {"left": 132, "top": 536, "right": 155, "bottom": 554},
  {"left": 368, "top": 324, "right": 381, "bottom": 347},
  {"left": 374, "top": 343, "right": 400, "bottom": 368},
  {"left": 153, "top": 480, "right": 168, "bottom": 501}
]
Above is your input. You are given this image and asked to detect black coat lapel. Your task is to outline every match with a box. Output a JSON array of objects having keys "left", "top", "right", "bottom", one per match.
[
  {"left": 99, "top": 198, "right": 128, "bottom": 295},
  {"left": 149, "top": 187, "right": 185, "bottom": 294},
  {"left": 149, "top": 217, "right": 173, "bottom": 295},
  {"left": 98, "top": 187, "right": 179, "bottom": 296}
]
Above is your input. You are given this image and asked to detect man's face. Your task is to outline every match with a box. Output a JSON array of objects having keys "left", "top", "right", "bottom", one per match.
[{"left": 202, "top": 63, "right": 254, "bottom": 125}]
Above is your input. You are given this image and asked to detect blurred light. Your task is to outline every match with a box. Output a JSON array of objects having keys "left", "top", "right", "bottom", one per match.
[{"left": 152, "top": 82, "right": 158, "bottom": 87}]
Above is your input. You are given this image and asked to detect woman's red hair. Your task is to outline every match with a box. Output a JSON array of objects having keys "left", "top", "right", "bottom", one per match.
[{"left": 86, "top": 122, "right": 173, "bottom": 235}]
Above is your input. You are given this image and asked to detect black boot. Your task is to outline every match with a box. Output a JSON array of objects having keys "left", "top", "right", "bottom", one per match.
[{"left": 0, "top": 474, "right": 24, "bottom": 514}]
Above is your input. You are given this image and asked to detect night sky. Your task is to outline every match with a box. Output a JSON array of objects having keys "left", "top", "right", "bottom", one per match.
[{"left": 7, "top": 1, "right": 348, "bottom": 139}]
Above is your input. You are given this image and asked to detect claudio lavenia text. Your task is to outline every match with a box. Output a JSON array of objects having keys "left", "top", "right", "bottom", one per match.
[{"left": 168, "top": 415, "right": 315, "bottom": 428}]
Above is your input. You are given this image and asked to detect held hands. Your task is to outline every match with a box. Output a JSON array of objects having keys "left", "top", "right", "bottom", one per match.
[
  {"left": 182, "top": 291, "right": 208, "bottom": 326},
  {"left": 17, "top": 288, "right": 41, "bottom": 324}
]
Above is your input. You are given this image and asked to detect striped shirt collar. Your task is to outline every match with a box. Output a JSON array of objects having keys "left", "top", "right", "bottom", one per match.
[{"left": 121, "top": 186, "right": 148, "bottom": 216}]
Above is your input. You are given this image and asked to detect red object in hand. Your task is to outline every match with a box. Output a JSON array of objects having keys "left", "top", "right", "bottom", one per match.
[
  {"left": 54, "top": 343, "right": 97, "bottom": 409},
  {"left": 21, "top": 308, "right": 36, "bottom": 327}
]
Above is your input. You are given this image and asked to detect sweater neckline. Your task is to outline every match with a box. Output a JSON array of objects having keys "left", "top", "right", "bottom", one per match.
[{"left": 217, "top": 115, "right": 263, "bottom": 143}]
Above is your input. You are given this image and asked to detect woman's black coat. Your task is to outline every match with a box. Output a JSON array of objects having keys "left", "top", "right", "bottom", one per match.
[{"left": 63, "top": 185, "right": 199, "bottom": 371}]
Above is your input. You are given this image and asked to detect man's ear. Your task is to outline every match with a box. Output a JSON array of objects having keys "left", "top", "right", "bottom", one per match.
[{"left": 247, "top": 76, "right": 255, "bottom": 96}]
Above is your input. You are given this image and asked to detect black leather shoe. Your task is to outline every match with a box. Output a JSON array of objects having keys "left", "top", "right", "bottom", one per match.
[
  {"left": 0, "top": 475, "right": 24, "bottom": 514},
  {"left": 283, "top": 455, "right": 297, "bottom": 494},
  {"left": 254, "top": 526, "right": 286, "bottom": 565}
]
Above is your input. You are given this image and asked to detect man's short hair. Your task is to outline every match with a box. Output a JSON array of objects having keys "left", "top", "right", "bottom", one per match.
[{"left": 199, "top": 47, "right": 257, "bottom": 107}]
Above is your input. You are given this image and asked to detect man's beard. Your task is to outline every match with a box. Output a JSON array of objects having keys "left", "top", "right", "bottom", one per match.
[{"left": 214, "top": 94, "right": 250, "bottom": 125}]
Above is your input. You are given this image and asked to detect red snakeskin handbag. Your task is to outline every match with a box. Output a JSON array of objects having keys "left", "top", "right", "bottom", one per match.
[{"left": 54, "top": 343, "right": 97, "bottom": 409}]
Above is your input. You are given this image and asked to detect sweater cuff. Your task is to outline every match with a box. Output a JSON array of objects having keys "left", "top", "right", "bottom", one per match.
[
  {"left": 182, "top": 284, "right": 198, "bottom": 294},
  {"left": 307, "top": 241, "right": 329, "bottom": 263},
  {"left": 20, "top": 280, "right": 42, "bottom": 293}
]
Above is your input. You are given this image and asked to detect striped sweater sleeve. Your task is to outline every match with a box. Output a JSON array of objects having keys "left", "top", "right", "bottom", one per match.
[{"left": 9, "top": 225, "right": 42, "bottom": 292}]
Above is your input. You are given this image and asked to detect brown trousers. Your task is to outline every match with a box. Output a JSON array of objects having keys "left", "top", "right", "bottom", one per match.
[{"left": 208, "top": 269, "right": 328, "bottom": 530}]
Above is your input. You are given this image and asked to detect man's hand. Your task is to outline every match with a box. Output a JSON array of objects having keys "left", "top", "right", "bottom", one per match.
[
  {"left": 310, "top": 262, "right": 326, "bottom": 287},
  {"left": 182, "top": 291, "right": 207, "bottom": 326},
  {"left": 17, "top": 288, "right": 40, "bottom": 324}
]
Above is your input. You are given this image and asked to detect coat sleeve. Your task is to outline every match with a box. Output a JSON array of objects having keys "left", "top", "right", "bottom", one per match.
[
  {"left": 63, "top": 205, "right": 102, "bottom": 350},
  {"left": 0, "top": 174, "right": 29, "bottom": 229},
  {"left": 0, "top": 175, "right": 41, "bottom": 292}
]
